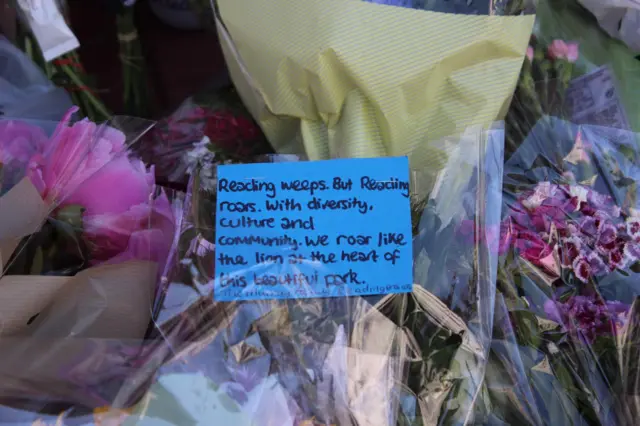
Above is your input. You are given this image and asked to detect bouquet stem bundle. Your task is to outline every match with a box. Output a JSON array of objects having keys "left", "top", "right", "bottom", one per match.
[
  {"left": 116, "top": 6, "right": 151, "bottom": 117},
  {"left": 15, "top": 11, "right": 111, "bottom": 122}
]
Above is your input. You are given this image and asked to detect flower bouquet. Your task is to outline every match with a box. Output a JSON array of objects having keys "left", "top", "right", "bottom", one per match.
[
  {"left": 212, "top": 0, "right": 533, "bottom": 165},
  {"left": 504, "top": 36, "right": 580, "bottom": 158},
  {"left": 0, "top": 108, "right": 178, "bottom": 412},
  {"left": 139, "top": 83, "right": 272, "bottom": 188},
  {"left": 476, "top": 118, "right": 640, "bottom": 425},
  {"left": 132, "top": 123, "right": 506, "bottom": 425}
]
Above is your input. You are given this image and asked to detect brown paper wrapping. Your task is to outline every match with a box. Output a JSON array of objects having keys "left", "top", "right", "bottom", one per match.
[{"left": 0, "top": 178, "right": 159, "bottom": 409}]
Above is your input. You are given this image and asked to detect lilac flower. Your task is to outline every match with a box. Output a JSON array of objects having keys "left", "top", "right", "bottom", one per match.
[
  {"left": 503, "top": 182, "right": 640, "bottom": 280},
  {"left": 626, "top": 216, "right": 640, "bottom": 241},
  {"left": 571, "top": 252, "right": 608, "bottom": 283},
  {"left": 558, "top": 236, "right": 581, "bottom": 268},
  {"left": 544, "top": 295, "right": 629, "bottom": 342}
]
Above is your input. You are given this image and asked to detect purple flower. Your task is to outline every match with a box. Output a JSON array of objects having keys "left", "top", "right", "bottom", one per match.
[
  {"left": 502, "top": 182, "right": 640, "bottom": 280},
  {"left": 559, "top": 237, "right": 581, "bottom": 268},
  {"left": 572, "top": 252, "right": 608, "bottom": 283},
  {"left": 544, "top": 295, "right": 630, "bottom": 342},
  {"left": 626, "top": 217, "right": 640, "bottom": 241},
  {"left": 623, "top": 242, "right": 640, "bottom": 265}
]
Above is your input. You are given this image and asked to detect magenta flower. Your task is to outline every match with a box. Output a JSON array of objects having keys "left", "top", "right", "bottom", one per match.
[
  {"left": 502, "top": 181, "right": 640, "bottom": 281},
  {"left": 626, "top": 217, "right": 640, "bottom": 241},
  {"left": 572, "top": 251, "right": 608, "bottom": 283},
  {"left": 544, "top": 295, "right": 629, "bottom": 342},
  {"left": 0, "top": 120, "right": 48, "bottom": 191},
  {"left": 514, "top": 230, "right": 559, "bottom": 276},
  {"left": 0, "top": 120, "right": 47, "bottom": 165},
  {"left": 558, "top": 236, "right": 581, "bottom": 268},
  {"left": 27, "top": 108, "right": 175, "bottom": 265}
]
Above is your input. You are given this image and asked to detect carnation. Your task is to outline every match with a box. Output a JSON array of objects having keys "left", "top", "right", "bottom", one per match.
[
  {"left": 504, "top": 182, "right": 640, "bottom": 283},
  {"left": 544, "top": 295, "right": 629, "bottom": 342}
]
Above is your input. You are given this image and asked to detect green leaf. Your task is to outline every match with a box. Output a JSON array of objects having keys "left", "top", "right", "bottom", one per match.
[{"left": 55, "top": 204, "right": 85, "bottom": 229}]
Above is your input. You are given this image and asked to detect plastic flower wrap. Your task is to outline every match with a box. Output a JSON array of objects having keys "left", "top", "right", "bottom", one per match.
[
  {"left": 475, "top": 118, "right": 640, "bottom": 425},
  {"left": 504, "top": 36, "right": 580, "bottom": 157},
  {"left": 365, "top": 0, "right": 526, "bottom": 14},
  {"left": 139, "top": 83, "right": 272, "bottom": 188},
  {"left": 0, "top": 108, "right": 180, "bottom": 413},
  {"left": 129, "top": 124, "right": 507, "bottom": 425},
  {"left": 533, "top": 0, "right": 640, "bottom": 137}
]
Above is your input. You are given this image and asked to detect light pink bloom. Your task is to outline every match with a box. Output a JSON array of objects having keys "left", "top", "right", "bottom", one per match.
[
  {"left": 0, "top": 120, "right": 47, "bottom": 165},
  {"left": 548, "top": 40, "right": 580, "bottom": 63},
  {"left": 566, "top": 42, "right": 579, "bottom": 62},
  {"left": 526, "top": 46, "right": 534, "bottom": 62}
]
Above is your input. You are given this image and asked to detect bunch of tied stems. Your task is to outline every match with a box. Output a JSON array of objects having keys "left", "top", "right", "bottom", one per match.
[
  {"left": 116, "top": 5, "right": 150, "bottom": 117},
  {"left": 17, "top": 1, "right": 150, "bottom": 120},
  {"left": 15, "top": 2, "right": 111, "bottom": 123}
]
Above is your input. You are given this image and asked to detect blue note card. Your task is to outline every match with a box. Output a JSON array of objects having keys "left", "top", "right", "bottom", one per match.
[{"left": 214, "top": 157, "right": 413, "bottom": 301}]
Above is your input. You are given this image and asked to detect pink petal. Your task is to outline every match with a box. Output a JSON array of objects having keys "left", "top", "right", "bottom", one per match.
[
  {"left": 526, "top": 46, "right": 534, "bottom": 62},
  {"left": 566, "top": 42, "right": 579, "bottom": 63}
]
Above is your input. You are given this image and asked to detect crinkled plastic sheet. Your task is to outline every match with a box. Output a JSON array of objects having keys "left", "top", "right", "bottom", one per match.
[
  {"left": 477, "top": 117, "right": 640, "bottom": 425},
  {"left": 136, "top": 124, "right": 505, "bottom": 425},
  {"left": 0, "top": 36, "right": 72, "bottom": 122},
  {"left": 0, "top": 113, "right": 182, "bottom": 423},
  {"left": 137, "top": 82, "right": 272, "bottom": 188}
]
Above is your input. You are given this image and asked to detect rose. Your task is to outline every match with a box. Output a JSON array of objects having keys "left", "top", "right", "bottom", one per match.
[
  {"left": 27, "top": 107, "right": 175, "bottom": 265},
  {"left": 204, "top": 110, "right": 260, "bottom": 155}
]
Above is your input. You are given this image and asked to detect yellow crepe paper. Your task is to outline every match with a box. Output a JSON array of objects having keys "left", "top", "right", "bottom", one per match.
[{"left": 215, "top": 0, "right": 534, "bottom": 169}]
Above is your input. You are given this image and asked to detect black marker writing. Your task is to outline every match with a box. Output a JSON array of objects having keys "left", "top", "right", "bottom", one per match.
[{"left": 218, "top": 178, "right": 277, "bottom": 198}]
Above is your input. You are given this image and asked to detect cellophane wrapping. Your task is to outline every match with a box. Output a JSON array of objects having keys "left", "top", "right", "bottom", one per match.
[
  {"left": 116, "top": 123, "right": 508, "bottom": 426},
  {"left": 138, "top": 83, "right": 272, "bottom": 189},
  {"left": 0, "top": 110, "right": 181, "bottom": 421},
  {"left": 475, "top": 116, "right": 640, "bottom": 426}
]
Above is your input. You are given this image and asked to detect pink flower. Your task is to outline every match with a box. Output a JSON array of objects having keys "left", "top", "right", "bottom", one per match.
[
  {"left": 626, "top": 217, "right": 640, "bottom": 241},
  {"left": 526, "top": 46, "right": 534, "bottom": 62},
  {"left": 27, "top": 108, "right": 175, "bottom": 265},
  {"left": 28, "top": 107, "right": 128, "bottom": 205},
  {"left": 85, "top": 192, "right": 175, "bottom": 265},
  {"left": 566, "top": 42, "right": 579, "bottom": 62},
  {"left": 547, "top": 40, "right": 579, "bottom": 63},
  {"left": 544, "top": 295, "right": 629, "bottom": 342},
  {"left": 0, "top": 120, "right": 47, "bottom": 164},
  {"left": 559, "top": 237, "right": 581, "bottom": 268},
  {"left": 0, "top": 120, "right": 48, "bottom": 189},
  {"left": 572, "top": 252, "right": 607, "bottom": 283},
  {"left": 515, "top": 230, "right": 559, "bottom": 275}
]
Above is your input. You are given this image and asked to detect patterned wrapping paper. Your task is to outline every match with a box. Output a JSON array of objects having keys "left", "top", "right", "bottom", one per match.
[{"left": 213, "top": 0, "right": 534, "bottom": 170}]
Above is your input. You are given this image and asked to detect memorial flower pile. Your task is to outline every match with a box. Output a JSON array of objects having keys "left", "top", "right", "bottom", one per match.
[{"left": 7, "top": 0, "right": 640, "bottom": 424}]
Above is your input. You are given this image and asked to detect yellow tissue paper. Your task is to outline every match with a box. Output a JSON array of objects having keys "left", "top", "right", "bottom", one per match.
[{"left": 215, "top": 0, "right": 534, "bottom": 169}]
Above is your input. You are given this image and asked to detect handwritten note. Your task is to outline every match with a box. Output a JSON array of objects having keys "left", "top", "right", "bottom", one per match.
[{"left": 213, "top": 157, "right": 413, "bottom": 301}]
